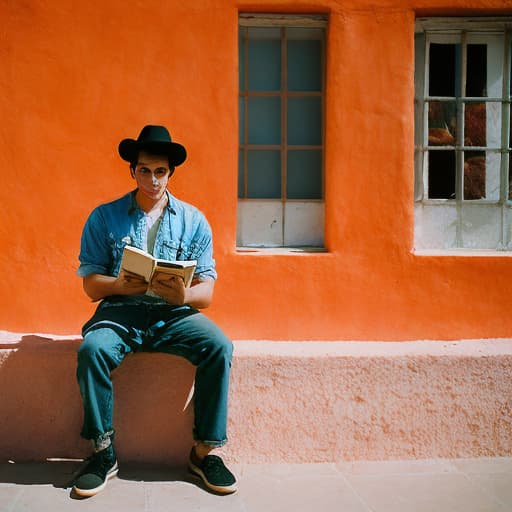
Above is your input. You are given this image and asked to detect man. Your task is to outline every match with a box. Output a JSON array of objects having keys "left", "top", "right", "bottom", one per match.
[{"left": 73, "top": 125, "right": 236, "bottom": 497}]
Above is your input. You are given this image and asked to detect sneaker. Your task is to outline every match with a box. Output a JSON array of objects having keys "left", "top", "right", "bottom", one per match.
[
  {"left": 72, "top": 445, "right": 119, "bottom": 497},
  {"left": 188, "top": 447, "right": 237, "bottom": 494}
]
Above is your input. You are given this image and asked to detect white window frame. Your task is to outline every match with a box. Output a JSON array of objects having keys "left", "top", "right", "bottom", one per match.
[
  {"left": 414, "top": 17, "right": 512, "bottom": 253},
  {"left": 237, "top": 13, "right": 327, "bottom": 250}
]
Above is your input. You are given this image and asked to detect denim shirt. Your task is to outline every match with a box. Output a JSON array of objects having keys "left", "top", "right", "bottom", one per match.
[{"left": 78, "top": 189, "right": 217, "bottom": 282}]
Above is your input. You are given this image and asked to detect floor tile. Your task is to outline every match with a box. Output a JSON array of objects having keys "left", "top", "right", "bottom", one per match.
[
  {"left": 337, "top": 458, "right": 457, "bottom": 475},
  {"left": 451, "top": 457, "right": 512, "bottom": 474},
  {"left": 147, "top": 479, "right": 246, "bottom": 512},
  {"left": 464, "top": 473, "right": 512, "bottom": 507},
  {"left": 240, "top": 473, "right": 369, "bottom": 512},
  {"left": 0, "top": 485, "right": 23, "bottom": 512},
  {"left": 346, "top": 472, "right": 508, "bottom": 512},
  {"left": 11, "top": 479, "right": 146, "bottom": 512}
]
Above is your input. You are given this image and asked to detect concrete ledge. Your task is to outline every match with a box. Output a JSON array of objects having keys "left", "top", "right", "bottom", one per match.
[{"left": 1, "top": 332, "right": 511, "bottom": 464}]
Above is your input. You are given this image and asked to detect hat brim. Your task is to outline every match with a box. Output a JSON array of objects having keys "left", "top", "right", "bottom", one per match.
[{"left": 118, "top": 139, "right": 187, "bottom": 167}]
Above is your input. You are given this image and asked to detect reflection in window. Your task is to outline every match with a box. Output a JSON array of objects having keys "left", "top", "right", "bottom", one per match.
[
  {"left": 428, "top": 101, "right": 457, "bottom": 146},
  {"left": 464, "top": 151, "right": 486, "bottom": 200},
  {"left": 464, "top": 103, "right": 486, "bottom": 147}
]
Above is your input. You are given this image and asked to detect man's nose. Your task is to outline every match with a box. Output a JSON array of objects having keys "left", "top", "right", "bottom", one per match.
[{"left": 151, "top": 173, "right": 159, "bottom": 184}]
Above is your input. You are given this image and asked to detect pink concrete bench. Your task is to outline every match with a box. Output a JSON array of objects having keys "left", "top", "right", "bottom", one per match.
[{"left": 1, "top": 332, "right": 511, "bottom": 464}]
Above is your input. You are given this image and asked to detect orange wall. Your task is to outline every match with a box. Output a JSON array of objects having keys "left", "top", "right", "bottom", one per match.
[{"left": 1, "top": 0, "right": 512, "bottom": 339}]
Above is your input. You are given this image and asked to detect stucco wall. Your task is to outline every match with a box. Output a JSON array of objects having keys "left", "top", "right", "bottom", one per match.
[{"left": 1, "top": 0, "right": 512, "bottom": 339}]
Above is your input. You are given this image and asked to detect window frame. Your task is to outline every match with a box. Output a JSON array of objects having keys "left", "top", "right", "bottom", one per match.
[
  {"left": 414, "top": 17, "right": 512, "bottom": 252},
  {"left": 238, "top": 13, "right": 328, "bottom": 250}
]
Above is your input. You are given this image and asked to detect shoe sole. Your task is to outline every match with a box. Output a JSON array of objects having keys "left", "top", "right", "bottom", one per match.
[
  {"left": 188, "top": 460, "right": 237, "bottom": 494},
  {"left": 72, "top": 461, "right": 119, "bottom": 497}
]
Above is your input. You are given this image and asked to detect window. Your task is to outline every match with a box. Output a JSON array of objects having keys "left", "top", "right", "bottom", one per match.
[
  {"left": 238, "top": 14, "right": 327, "bottom": 248},
  {"left": 414, "top": 18, "right": 512, "bottom": 251}
]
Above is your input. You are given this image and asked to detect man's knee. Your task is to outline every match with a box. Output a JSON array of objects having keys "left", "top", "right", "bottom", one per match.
[
  {"left": 77, "top": 328, "right": 125, "bottom": 367},
  {"left": 208, "top": 333, "right": 233, "bottom": 362}
]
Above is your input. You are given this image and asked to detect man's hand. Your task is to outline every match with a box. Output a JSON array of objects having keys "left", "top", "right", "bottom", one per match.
[
  {"left": 114, "top": 269, "right": 148, "bottom": 296},
  {"left": 83, "top": 270, "right": 148, "bottom": 301},
  {"left": 150, "top": 273, "right": 186, "bottom": 305}
]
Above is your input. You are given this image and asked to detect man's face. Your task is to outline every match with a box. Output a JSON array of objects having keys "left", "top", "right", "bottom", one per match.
[{"left": 132, "top": 151, "right": 172, "bottom": 202}]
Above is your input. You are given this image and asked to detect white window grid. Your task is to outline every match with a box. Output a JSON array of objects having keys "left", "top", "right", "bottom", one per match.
[{"left": 415, "top": 18, "right": 512, "bottom": 251}]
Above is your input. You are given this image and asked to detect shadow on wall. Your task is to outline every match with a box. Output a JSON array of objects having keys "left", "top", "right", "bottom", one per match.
[{"left": 0, "top": 335, "right": 195, "bottom": 466}]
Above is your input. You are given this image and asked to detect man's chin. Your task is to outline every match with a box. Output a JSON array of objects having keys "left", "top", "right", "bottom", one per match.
[{"left": 141, "top": 189, "right": 164, "bottom": 200}]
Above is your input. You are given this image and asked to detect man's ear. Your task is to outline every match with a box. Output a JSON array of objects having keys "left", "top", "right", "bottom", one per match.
[{"left": 130, "top": 165, "right": 136, "bottom": 178}]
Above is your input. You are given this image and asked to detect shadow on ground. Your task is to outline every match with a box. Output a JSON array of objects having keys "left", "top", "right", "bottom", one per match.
[{"left": 0, "top": 460, "right": 197, "bottom": 490}]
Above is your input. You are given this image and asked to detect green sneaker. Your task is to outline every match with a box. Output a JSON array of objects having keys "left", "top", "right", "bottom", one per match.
[
  {"left": 73, "top": 445, "right": 118, "bottom": 497},
  {"left": 188, "top": 448, "right": 237, "bottom": 494}
]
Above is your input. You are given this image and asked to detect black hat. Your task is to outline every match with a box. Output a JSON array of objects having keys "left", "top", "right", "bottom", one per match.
[{"left": 118, "top": 125, "right": 187, "bottom": 167}]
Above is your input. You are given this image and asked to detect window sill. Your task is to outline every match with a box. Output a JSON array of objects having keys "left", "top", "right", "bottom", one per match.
[
  {"left": 236, "top": 246, "right": 328, "bottom": 255},
  {"left": 412, "top": 248, "right": 512, "bottom": 257}
]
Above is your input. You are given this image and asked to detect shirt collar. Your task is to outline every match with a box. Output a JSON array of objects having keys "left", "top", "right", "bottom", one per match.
[{"left": 128, "top": 189, "right": 177, "bottom": 215}]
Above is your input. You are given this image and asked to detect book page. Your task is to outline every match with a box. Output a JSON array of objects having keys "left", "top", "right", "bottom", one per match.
[
  {"left": 120, "top": 246, "right": 155, "bottom": 282},
  {"left": 154, "top": 260, "right": 196, "bottom": 288}
]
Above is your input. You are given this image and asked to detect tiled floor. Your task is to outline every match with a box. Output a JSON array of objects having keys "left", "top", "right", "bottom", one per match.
[{"left": 1, "top": 457, "right": 511, "bottom": 511}]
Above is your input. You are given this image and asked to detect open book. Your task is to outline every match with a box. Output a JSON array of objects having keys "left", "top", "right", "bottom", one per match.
[{"left": 120, "top": 245, "right": 197, "bottom": 288}]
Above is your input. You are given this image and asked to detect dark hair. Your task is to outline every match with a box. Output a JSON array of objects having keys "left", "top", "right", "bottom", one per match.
[{"left": 129, "top": 149, "right": 176, "bottom": 172}]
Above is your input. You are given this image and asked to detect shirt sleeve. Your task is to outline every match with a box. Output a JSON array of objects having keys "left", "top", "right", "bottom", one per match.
[
  {"left": 77, "top": 207, "right": 112, "bottom": 277},
  {"left": 190, "top": 215, "right": 217, "bottom": 281}
]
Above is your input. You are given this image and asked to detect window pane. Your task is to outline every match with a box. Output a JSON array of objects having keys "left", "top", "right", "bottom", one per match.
[
  {"left": 248, "top": 28, "right": 281, "bottom": 91},
  {"left": 428, "top": 100, "right": 457, "bottom": 146},
  {"left": 284, "top": 201, "right": 324, "bottom": 247},
  {"left": 466, "top": 44, "right": 487, "bottom": 97},
  {"left": 463, "top": 151, "right": 486, "bottom": 200},
  {"left": 248, "top": 97, "right": 281, "bottom": 145},
  {"left": 429, "top": 43, "right": 461, "bottom": 97},
  {"left": 485, "top": 151, "right": 501, "bottom": 201},
  {"left": 237, "top": 200, "right": 283, "bottom": 247},
  {"left": 465, "top": 101, "right": 502, "bottom": 148},
  {"left": 238, "top": 149, "right": 245, "bottom": 198},
  {"left": 414, "top": 203, "right": 457, "bottom": 249},
  {"left": 428, "top": 150, "right": 456, "bottom": 199},
  {"left": 464, "top": 102, "right": 486, "bottom": 147},
  {"left": 460, "top": 204, "right": 501, "bottom": 248},
  {"left": 239, "top": 28, "right": 246, "bottom": 91},
  {"left": 287, "top": 150, "right": 322, "bottom": 199},
  {"left": 287, "top": 37, "right": 322, "bottom": 92},
  {"left": 247, "top": 150, "right": 281, "bottom": 198},
  {"left": 287, "top": 97, "right": 322, "bottom": 145},
  {"left": 487, "top": 101, "right": 502, "bottom": 148}
]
